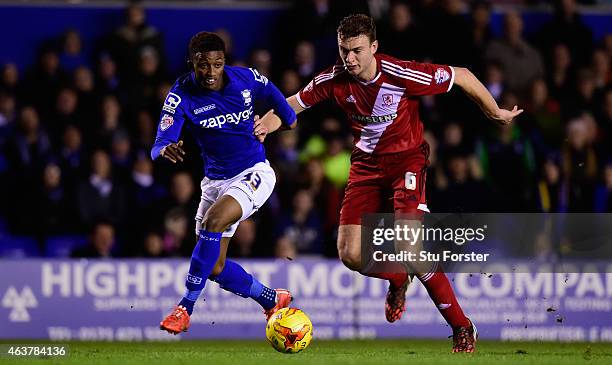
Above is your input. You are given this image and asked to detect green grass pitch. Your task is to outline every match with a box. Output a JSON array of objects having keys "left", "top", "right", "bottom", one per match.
[{"left": 1, "top": 339, "right": 611, "bottom": 365}]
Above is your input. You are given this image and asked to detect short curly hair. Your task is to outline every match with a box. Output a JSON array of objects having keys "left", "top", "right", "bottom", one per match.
[
  {"left": 188, "top": 31, "right": 225, "bottom": 59},
  {"left": 337, "top": 14, "right": 376, "bottom": 43}
]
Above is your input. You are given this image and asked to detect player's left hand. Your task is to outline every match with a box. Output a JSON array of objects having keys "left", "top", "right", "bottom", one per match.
[
  {"left": 493, "top": 105, "right": 523, "bottom": 125},
  {"left": 253, "top": 109, "right": 273, "bottom": 143}
]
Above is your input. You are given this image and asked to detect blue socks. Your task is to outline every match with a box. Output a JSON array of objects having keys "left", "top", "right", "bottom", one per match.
[
  {"left": 210, "top": 259, "right": 252, "bottom": 298},
  {"left": 210, "top": 260, "right": 277, "bottom": 310},
  {"left": 178, "top": 231, "right": 277, "bottom": 315},
  {"left": 179, "top": 230, "right": 222, "bottom": 315},
  {"left": 248, "top": 276, "right": 277, "bottom": 310}
]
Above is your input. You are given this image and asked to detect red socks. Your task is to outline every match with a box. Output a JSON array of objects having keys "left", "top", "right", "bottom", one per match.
[{"left": 418, "top": 265, "right": 470, "bottom": 328}]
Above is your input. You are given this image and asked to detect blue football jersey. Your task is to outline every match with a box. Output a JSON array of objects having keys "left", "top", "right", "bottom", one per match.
[{"left": 151, "top": 66, "right": 296, "bottom": 179}]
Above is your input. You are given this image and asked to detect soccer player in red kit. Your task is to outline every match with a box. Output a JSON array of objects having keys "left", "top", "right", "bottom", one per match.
[{"left": 255, "top": 14, "right": 522, "bottom": 353}]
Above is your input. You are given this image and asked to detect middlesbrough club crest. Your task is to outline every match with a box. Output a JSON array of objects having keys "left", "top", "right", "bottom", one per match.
[{"left": 382, "top": 94, "right": 393, "bottom": 106}]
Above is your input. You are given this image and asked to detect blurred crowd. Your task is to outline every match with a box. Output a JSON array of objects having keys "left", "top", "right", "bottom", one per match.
[{"left": 0, "top": 0, "right": 611, "bottom": 259}]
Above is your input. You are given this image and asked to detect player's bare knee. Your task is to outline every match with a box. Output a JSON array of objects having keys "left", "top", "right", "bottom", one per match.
[
  {"left": 338, "top": 245, "right": 361, "bottom": 271},
  {"left": 340, "top": 255, "right": 361, "bottom": 272},
  {"left": 203, "top": 214, "right": 230, "bottom": 232}
]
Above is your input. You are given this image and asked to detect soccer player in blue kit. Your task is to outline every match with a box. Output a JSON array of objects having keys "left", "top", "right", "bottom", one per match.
[{"left": 151, "top": 32, "right": 296, "bottom": 334}]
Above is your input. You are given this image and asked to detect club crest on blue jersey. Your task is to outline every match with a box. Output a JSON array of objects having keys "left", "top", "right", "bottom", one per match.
[{"left": 241, "top": 89, "right": 252, "bottom": 106}]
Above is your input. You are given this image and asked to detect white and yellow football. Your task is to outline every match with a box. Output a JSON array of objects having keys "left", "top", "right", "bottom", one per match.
[{"left": 265, "top": 307, "right": 313, "bottom": 353}]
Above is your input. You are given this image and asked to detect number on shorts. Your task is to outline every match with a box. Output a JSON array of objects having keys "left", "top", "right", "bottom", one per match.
[
  {"left": 405, "top": 172, "right": 416, "bottom": 190},
  {"left": 243, "top": 172, "right": 262, "bottom": 190}
]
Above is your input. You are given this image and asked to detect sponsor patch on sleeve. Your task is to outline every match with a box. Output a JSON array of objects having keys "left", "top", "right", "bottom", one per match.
[
  {"left": 162, "top": 92, "right": 182, "bottom": 114},
  {"left": 160, "top": 114, "right": 174, "bottom": 131},
  {"left": 434, "top": 68, "right": 450, "bottom": 84}
]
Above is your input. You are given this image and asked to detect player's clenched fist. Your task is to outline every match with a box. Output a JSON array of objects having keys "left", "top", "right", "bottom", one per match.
[
  {"left": 160, "top": 140, "right": 186, "bottom": 163},
  {"left": 253, "top": 109, "right": 276, "bottom": 143}
]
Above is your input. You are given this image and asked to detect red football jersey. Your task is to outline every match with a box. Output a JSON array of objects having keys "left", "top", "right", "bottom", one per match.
[{"left": 297, "top": 53, "right": 455, "bottom": 155}]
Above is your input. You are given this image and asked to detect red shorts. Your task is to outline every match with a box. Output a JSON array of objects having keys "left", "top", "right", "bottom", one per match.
[{"left": 339, "top": 143, "right": 430, "bottom": 225}]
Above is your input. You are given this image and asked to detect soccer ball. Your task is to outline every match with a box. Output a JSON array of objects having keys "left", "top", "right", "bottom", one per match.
[{"left": 265, "top": 307, "right": 313, "bottom": 353}]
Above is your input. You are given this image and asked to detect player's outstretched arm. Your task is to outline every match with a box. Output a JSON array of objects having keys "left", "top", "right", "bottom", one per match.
[
  {"left": 287, "top": 94, "right": 307, "bottom": 115},
  {"left": 453, "top": 67, "right": 523, "bottom": 125}
]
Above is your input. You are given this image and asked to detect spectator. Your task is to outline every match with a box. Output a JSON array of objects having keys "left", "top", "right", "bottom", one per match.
[
  {"left": 566, "top": 68, "right": 598, "bottom": 117},
  {"left": 5, "top": 106, "right": 52, "bottom": 178},
  {"left": 141, "top": 231, "right": 165, "bottom": 257},
  {"left": 439, "top": 122, "right": 473, "bottom": 159},
  {"left": 323, "top": 135, "right": 351, "bottom": 189},
  {"left": 536, "top": 154, "right": 567, "bottom": 212},
  {"left": 377, "top": 2, "right": 425, "bottom": 61},
  {"left": 275, "top": 189, "right": 323, "bottom": 255},
  {"left": 73, "top": 66, "right": 97, "bottom": 121},
  {"left": 110, "top": 130, "right": 133, "bottom": 182},
  {"left": 293, "top": 41, "right": 317, "bottom": 82},
  {"left": 535, "top": 0, "right": 593, "bottom": 67},
  {"left": 478, "top": 94, "right": 536, "bottom": 211},
  {"left": 604, "top": 34, "right": 612, "bottom": 59},
  {"left": 599, "top": 89, "right": 612, "bottom": 155},
  {"left": 229, "top": 219, "right": 258, "bottom": 257},
  {"left": 126, "top": 153, "right": 167, "bottom": 242},
  {"left": 162, "top": 207, "right": 190, "bottom": 256},
  {"left": 59, "top": 29, "right": 88, "bottom": 72},
  {"left": 0, "top": 92, "right": 16, "bottom": 132},
  {"left": 547, "top": 43, "right": 574, "bottom": 102},
  {"left": 300, "top": 158, "right": 342, "bottom": 249},
  {"left": 524, "top": 78, "right": 563, "bottom": 154},
  {"left": 51, "top": 88, "right": 81, "bottom": 144},
  {"left": 274, "top": 130, "right": 300, "bottom": 178},
  {"left": 1, "top": 63, "right": 22, "bottom": 98},
  {"left": 594, "top": 162, "right": 612, "bottom": 212},
  {"left": 431, "top": 149, "right": 492, "bottom": 213},
  {"left": 95, "top": 94, "right": 123, "bottom": 148},
  {"left": 249, "top": 48, "right": 273, "bottom": 79},
  {"left": 275, "top": 236, "right": 298, "bottom": 260},
  {"left": 592, "top": 49, "right": 611, "bottom": 91},
  {"left": 95, "top": 53, "right": 121, "bottom": 95},
  {"left": 467, "top": 0, "right": 493, "bottom": 73},
  {"left": 156, "top": 171, "right": 198, "bottom": 231},
  {"left": 279, "top": 69, "right": 302, "bottom": 96},
  {"left": 71, "top": 221, "right": 116, "bottom": 258},
  {"left": 483, "top": 61, "right": 506, "bottom": 102},
  {"left": 58, "top": 124, "right": 85, "bottom": 191},
  {"left": 107, "top": 2, "right": 164, "bottom": 79},
  {"left": 126, "top": 46, "right": 165, "bottom": 110},
  {"left": 425, "top": 0, "right": 472, "bottom": 66},
  {"left": 77, "top": 149, "right": 126, "bottom": 228},
  {"left": 134, "top": 109, "right": 156, "bottom": 151},
  {"left": 23, "top": 47, "right": 67, "bottom": 118},
  {"left": 36, "top": 161, "right": 76, "bottom": 236},
  {"left": 562, "top": 114, "right": 599, "bottom": 211},
  {"left": 485, "top": 10, "right": 544, "bottom": 95}
]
